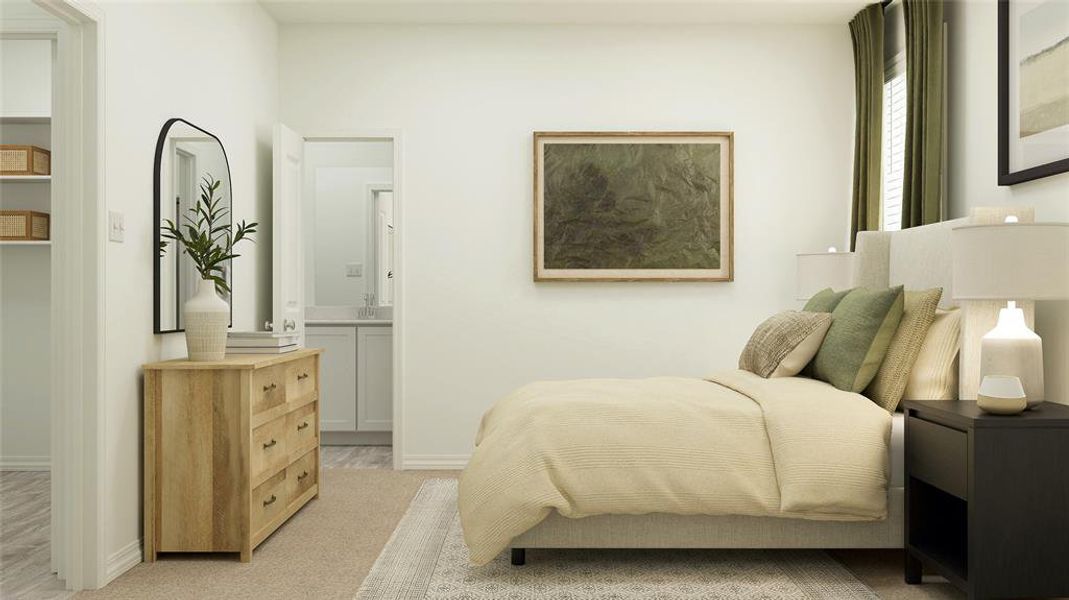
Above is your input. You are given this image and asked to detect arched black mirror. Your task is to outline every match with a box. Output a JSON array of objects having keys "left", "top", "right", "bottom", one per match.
[{"left": 153, "top": 118, "right": 234, "bottom": 333}]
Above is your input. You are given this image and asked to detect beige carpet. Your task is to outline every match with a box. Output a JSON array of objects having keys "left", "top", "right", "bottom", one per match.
[{"left": 77, "top": 469, "right": 963, "bottom": 600}]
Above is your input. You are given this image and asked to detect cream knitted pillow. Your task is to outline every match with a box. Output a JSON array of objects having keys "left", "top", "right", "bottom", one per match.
[
  {"left": 903, "top": 307, "right": 962, "bottom": 401},
  {"left": 739, "top": 311, "right": 833, "bottom": 378},
  {"left": 865, "top": 288, "right": 942, "bottom": 412}
]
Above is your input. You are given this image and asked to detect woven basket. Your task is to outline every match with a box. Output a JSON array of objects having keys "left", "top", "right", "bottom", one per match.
[
  {"left": 0, "top": 211, "right": 50, "bottom": 240},
  {"left": 0, "top": 145, "right": 51, "bottom": 176}
]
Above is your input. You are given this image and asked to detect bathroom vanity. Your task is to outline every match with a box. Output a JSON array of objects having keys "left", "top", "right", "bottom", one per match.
[{"left": 306, "top": 314, "right": 392, "bottom": 444}]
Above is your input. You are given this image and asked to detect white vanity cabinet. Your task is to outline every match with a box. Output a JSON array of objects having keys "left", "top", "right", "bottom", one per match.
[
  {"left": 307, "top": 326, "right": 358, "bottom": 432},
  {"left": 357, "top": 326, "right": 393, "bottom": 431},
  {"left": 305, "top": 324, "right": 392, "bottom": 435}
]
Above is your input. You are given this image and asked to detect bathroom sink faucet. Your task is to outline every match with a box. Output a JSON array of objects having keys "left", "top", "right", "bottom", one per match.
[{"left": 359, "top": 293, "right": 377, "bottom": 319}]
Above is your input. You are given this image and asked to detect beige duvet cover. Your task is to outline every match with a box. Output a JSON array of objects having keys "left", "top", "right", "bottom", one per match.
[{"left": 458, "top": 370, "right": 891, "bottom": 565}]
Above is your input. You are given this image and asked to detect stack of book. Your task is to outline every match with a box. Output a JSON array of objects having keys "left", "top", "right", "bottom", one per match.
[{"left": 226, "top": 331, "right": 301, "bottom": 354}]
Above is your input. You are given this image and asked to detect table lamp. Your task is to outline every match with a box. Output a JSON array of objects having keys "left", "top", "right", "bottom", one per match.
[
  {"left": 951, "top": 222, "right": 1069, "bottom": 408},
  {"left": 796, "top": 247, "right": 856, "bottom": 300}
]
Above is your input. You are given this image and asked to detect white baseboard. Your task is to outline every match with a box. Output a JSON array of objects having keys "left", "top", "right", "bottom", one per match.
[
  {"left": 104, "top": 539, "right": 142, "bottom": 585},
  {"left": 402, "top": 454, "right": 469, "bottom": 470},
  {"left": 0, "top": 456, "right": 51, "bottom": 471}
]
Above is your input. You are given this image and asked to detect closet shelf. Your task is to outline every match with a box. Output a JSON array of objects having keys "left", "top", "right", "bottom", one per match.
[
  {"left": 0, "top": 115, "right": 50, "bottom": 124},
  {"left": 0, "top": 175, "right": 51, "bottom": 182},
  {"left": 0, "top": 240, "right": 51, "bottom": 246}
]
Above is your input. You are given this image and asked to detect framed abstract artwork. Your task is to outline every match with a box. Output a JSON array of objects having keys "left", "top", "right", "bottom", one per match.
[
  {"left": 533, "top": 132, "right": 734, "bottom": 281},
  {"left": 998, "top": 0, "right": 1069, "bottom": 185}
]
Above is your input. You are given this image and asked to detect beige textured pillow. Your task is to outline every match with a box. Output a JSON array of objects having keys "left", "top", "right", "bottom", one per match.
[
  {"left": 903, "top": 308, "right": 962, "bottom": 401},
  {"left": 865, "top": 288, "right": 942, "bottom": 412},
  {"left": 739, "top": 311, "right": 833, "bottom": 378}
]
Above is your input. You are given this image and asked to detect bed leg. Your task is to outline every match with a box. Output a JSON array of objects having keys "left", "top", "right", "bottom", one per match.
[{"left": 511, "top": 548, "right": 526, "bottom": 566}]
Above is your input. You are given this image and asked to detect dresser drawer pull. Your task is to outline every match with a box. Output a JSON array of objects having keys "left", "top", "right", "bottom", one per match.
[
  {"left": 296, "top": 421, "right": 310, "bottom": 431},
  {"left": 297, "top": 373, "right": 309, "bottom": 381},
  {"left": 297, "top": 471, "right": 309, "bottom": 482},
  {"left": 262, "top": 494, "right": 277, "bottom": 507},
  {"left": 262, "top": 383, "right": 277, "bottom": 392},
  {"left": 262, "top": 439, "right": 277, "bottom": 450}
]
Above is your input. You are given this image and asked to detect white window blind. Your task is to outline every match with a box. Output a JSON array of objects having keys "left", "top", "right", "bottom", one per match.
[{"left": 881, "top": 67, "right": 907, "bottom": 232}]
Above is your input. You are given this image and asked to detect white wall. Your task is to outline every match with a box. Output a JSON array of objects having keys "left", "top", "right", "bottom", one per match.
[
  {"left": 98, "top": 0, "right": 277, "bottom": 574},
  {"left": 0, "top": 38, "right": 51, "bottom": 117},
  {"left": 0, "top": 246, "right": 51, "bottom": 469},
  {"left": 946, "top": 0, "right": 1069, "bottom": 404},
  {"left": 280, "top": 24, "right": 856, "bottom": 463}
]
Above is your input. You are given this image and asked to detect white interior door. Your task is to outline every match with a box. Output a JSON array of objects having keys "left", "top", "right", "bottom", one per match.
[
  {"left": 375, "top": 190, "right": 395, "bottom": 306},
  {"left": 272, "top": 123, "right": 304, "bottom": 337}
]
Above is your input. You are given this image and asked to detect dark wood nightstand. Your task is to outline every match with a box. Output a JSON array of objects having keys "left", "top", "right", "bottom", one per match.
[{"left": 902, "top": 400, "right": 1069, "bottom": 600}]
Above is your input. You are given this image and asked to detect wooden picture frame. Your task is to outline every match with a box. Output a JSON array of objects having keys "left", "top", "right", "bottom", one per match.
[
  {"left": 998, "top": 0, "right": 1069, "bottom": 185},
  {"left": 533, "top": 131, "right": 734, "bottom": 282}
]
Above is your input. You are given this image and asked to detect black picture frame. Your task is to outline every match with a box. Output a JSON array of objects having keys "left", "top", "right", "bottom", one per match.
[
  {"left": 998, "top": 0, "right": 1069, "bottom": 186},
  {"left": 153, "top": 117, "right": 234, "bottom": 334}
]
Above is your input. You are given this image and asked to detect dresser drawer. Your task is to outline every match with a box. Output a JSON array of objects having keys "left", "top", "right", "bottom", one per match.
[
  {"left": 907, "top": 415, "right": 968, "bottom": 499},
  {"left": 251, "top": 417, "right": 289, "bottom": 485},
  {"left": 288, "top": 448, "right": 318, "bottom": 500},
  {"left": 252, "top": 365, "right": 287, "bottom": 415},
  {"left": 286, "top": 356, "right": 317, "bottom": 401},
  {"left": 251, "top": 470, "right": 289, "bottom": 534},
  {"left": 287, "top": 402, "right": 318, "bottom": 459}
]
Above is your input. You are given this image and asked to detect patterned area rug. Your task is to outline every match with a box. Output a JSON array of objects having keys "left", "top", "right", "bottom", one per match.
[{"left": 356, "top": 479, "right": 879, "bottom": 599}]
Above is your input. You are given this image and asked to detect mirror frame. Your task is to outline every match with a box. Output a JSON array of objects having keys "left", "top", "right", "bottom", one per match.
[{"left": 153, "top": 117, "right": 235, "bottom": 334}]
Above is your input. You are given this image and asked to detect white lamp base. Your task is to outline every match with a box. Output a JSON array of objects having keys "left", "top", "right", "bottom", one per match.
[{"left": 979, "top": 302, "right": 1044, "bottom": 409}]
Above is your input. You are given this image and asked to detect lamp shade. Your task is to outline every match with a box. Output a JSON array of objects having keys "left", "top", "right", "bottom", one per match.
[
  {"left": 796, "top": 251, "right": 856, "bottom": 300},
  {"left": 951, "top": 223, "right": 1069, "bottom": 300}
]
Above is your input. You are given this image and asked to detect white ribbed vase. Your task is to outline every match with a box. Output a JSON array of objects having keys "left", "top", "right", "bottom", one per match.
[{"left": 184, "top": 278, "right": 229, "bottom": 361}]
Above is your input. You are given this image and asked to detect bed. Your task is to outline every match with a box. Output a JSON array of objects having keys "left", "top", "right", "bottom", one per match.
[{"left": 458, "top": 219, "right": 968, "bottom": 566}]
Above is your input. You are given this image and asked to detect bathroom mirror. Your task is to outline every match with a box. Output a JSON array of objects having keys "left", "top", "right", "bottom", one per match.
[
  {"left": 303, "top": 139, "right": 395, "bottom": 309},
  {"left": 153, "top": 118, "right": 233, "bottom": 333}
]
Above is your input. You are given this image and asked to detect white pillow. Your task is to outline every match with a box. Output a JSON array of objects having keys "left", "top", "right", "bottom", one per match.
[{"left": 903, "top": 308, "right": 961, "bottom": 400}]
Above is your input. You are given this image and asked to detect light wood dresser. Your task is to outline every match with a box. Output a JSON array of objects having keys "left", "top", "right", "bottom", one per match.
[{"left": 142, "top": 348, "right": 323, "bottom": 562}]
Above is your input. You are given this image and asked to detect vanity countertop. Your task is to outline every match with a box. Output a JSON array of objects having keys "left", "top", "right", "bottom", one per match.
[{"left": 306, "top": 319, "right": 392, "bottom": 326}]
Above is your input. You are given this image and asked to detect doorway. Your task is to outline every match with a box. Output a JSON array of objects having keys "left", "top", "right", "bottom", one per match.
[
  {"left": 298, "top": 137, "right": 399, "bottom": 468},
  {"left": 0, "top": 0, "right": 105, "bottom": 592}
]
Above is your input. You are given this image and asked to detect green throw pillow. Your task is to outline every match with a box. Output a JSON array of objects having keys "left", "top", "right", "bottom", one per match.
[
  {"left": 812, "top": 286, "right": 905, "bottom": 393},
  {"left": 803, "top": 287, "right": 852, "bottom": 313}
]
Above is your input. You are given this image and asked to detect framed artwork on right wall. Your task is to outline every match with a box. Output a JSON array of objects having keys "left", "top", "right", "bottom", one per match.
[{"left": 998, "top": 0, "right": 1069, "bottom": 185}]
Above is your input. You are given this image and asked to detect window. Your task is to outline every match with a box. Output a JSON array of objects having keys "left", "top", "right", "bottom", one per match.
[{"left": 881, "top": 57, "right": 907, "bottom": 232}]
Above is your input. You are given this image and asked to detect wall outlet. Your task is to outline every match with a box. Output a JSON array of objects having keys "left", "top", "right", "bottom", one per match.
[
  {"left": 346, "top": 263, "right": 363, "bottom": 278},
  {"left": 108, "top": 211, "right": 125, "bottom": 243}
]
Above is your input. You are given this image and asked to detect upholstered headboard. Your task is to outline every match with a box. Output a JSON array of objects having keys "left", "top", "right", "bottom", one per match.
[{"left": 853, "top": 218, "right": 969, "bottom": 309}]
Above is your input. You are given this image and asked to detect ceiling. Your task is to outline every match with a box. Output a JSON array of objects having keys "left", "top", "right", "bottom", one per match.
[{"left": 258, "top": 0, "right": 870, "bottom": 25}]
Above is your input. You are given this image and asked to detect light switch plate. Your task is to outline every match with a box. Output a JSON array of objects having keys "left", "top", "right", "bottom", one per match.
[
  {"left": 108, "top": 211, "right": 125, "bottom": 243},
  {"left": 346, "top": 263, "right": 363, "bottom": 278}
]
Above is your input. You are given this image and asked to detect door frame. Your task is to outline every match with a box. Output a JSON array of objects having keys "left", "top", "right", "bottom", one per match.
[
  {"left": 7, "top": 0, "right": 108, "bottom": 590},
  {"left": 302, "top": 131, "right": 403, "bottom": 468}
]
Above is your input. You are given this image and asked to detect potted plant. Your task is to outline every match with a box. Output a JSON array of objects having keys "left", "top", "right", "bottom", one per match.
[{"left": 160, "top": 175, "right": 257, "bottom": 361}]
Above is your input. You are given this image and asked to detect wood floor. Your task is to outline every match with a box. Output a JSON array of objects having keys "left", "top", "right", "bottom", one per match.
[
  {"left": 320, "top": 445, "right": 393, "bottom": 469},
  {"left": 0, "top": 471, "right": 71, "bottom": 600},
  {"left": 0, "top": 446, "right": 394, "bottom": 600}
]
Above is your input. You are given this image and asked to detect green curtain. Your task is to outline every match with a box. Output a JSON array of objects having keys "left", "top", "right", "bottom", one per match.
[
  {"left": 850, "top": 4, "right": 884, "bottom": 250},
  {"left": 902, "top": 0, "right": 945, "bottom": 229}
]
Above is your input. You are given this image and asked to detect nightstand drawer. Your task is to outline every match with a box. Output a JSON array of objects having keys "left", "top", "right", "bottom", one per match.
[{"left": 907, "top": 416, "right": 967, "bottom": 499}]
